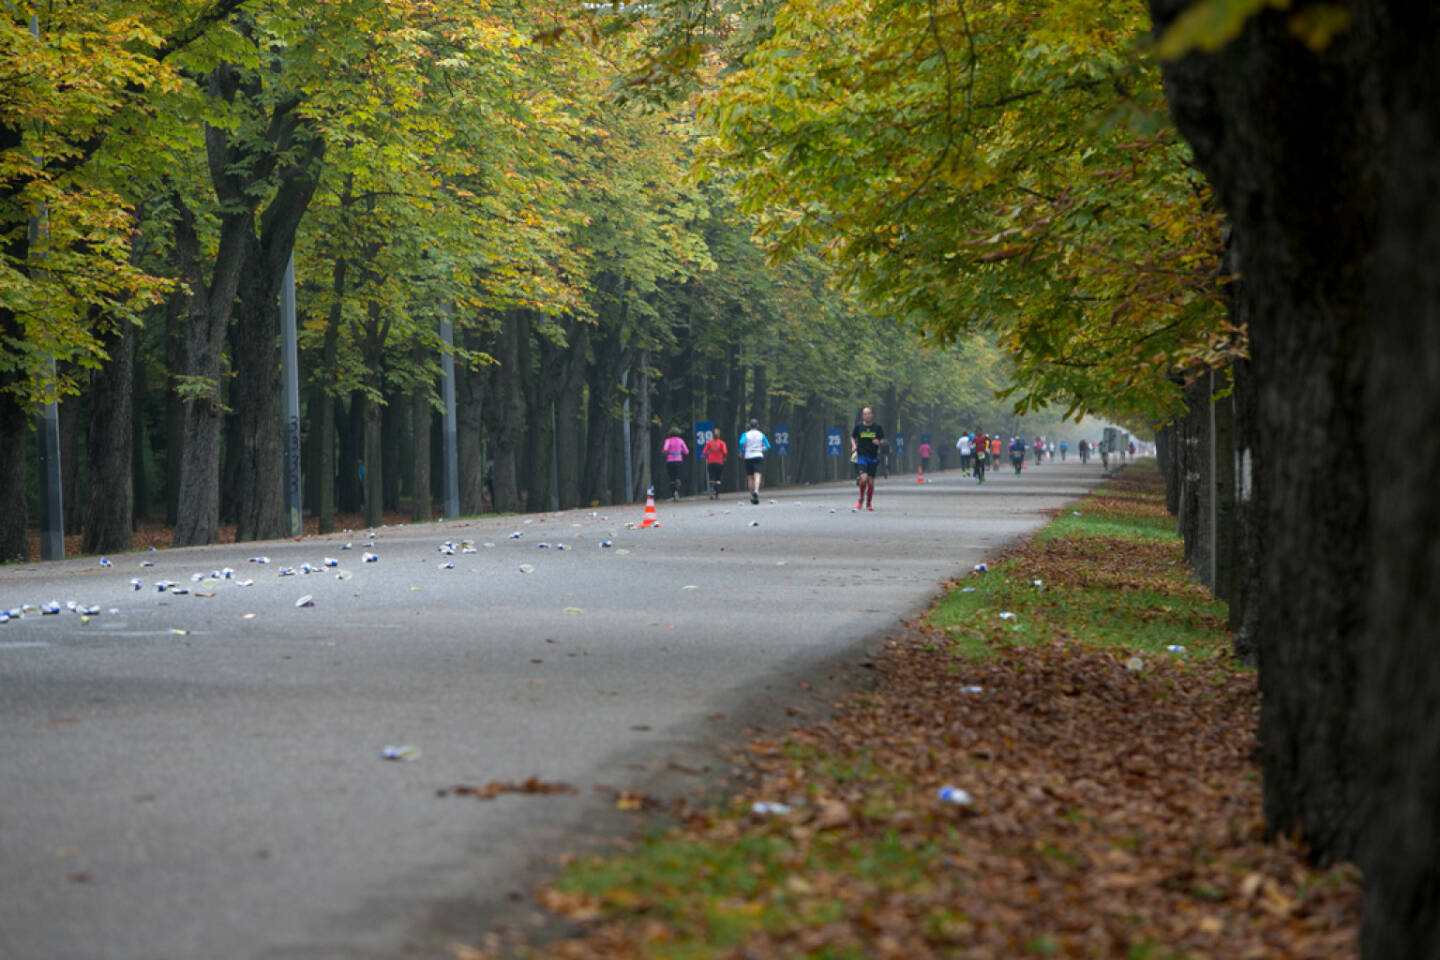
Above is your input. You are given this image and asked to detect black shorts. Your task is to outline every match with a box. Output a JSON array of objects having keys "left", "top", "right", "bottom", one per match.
[
  {"left": 706, "top": 462, "right": 723, "bottom": 483},
  {"left": 744, "top": 457, "right": 764, "bottom": 476}
]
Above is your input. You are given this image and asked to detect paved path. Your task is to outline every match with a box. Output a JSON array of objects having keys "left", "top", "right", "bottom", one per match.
[{"left": 0, "top": 461, "right": 1103, "bottom": 959}]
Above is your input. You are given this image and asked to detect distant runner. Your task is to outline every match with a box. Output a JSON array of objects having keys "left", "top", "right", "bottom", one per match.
[
  {"left": 956, "top": 433, "right": 973, "bottom": 476},
  {"left": 661, "top": 427, "right": 690, "bottom": 501},
  {"left": 738, "top": 419, "right": 770, "bottom": 505},
  {"left": 851, "top": 407, "right": 887, "bottom": 510},
  {"left": 701, "top": 428, "right": 728, "bottom": 499},
  {"left": 972, "top": 428, "right": 989, "bottom": 484}
]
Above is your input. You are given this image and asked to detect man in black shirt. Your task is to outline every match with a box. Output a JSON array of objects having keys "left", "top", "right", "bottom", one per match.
[{"left": 850, "top": 407, "right": 887, "bottom": 511}]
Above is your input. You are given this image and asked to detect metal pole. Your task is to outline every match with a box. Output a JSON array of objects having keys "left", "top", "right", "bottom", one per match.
[
  {"left": 621, "top": 369, "right": 633, "bottom": 503},
  {"left": 280, "top": 253, "right": 302, "bottom": 537},
  {"left": 30, "top": 13, "right": 62, "bottom": 560},
  {"left": 439, "top": 306, "right": 459, "bottom": 519},
  {"left": 549, "top": 402, "right": 559, "bottom": 511}
]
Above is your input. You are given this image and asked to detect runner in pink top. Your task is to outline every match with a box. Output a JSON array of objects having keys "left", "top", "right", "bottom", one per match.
[{"left": 662, "top": 427, "right": 690, "bottom": 501}]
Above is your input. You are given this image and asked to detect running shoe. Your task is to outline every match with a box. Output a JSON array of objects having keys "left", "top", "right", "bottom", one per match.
[
  {"left": 855, "top": 501, "right": 864, "bottom": 510},
  {"left": 751, "top": 491, "right": 759, "bottom": 504},
  {"left": 866, "top": 503, "right": 874, "bottom": 510}
]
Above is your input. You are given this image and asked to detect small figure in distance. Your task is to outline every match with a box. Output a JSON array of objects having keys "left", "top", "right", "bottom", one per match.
[
  {"left": 662, "top": 426, "right": 690, "bottom": 501},
  {"left": 972, "top": 427, "right": 990, "bottom": 483},
  {"left": 738, "top": 418, "right": 771, "bottom": 505},
  {"left": 701, "top": 427, "right": 727, "bottom": 500},
  {"left": 851, "top": 407, "right": 887, "bottom": 510}
]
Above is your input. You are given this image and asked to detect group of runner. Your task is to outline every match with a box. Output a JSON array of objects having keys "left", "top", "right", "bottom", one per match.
[
  {"left": 660, "top": 409, "right": 1103, "bottom": 510},
  {"left": 661, "top": 420, "right": 774, "bottom": 504}
]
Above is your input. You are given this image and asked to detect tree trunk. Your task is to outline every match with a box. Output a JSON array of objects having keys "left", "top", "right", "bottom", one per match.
[
  {"left": 631, "top": 347, "right": 650, "bottom": 503},
  {"left": 491, "top": 312, "right": 525, "bottom": 513},
  {"left": 381, "top": 388, "right": 402, "bottom": 512},
  {"left": 1355, "top": 6, "right": 1440, "bottom": 956},
  {"left": 336, "top": 395, "right": 360, "bottom": 515},
  {"left": 457, "top": 328, "right": 487, "bottom": 515},
  {"left": 231, "top": 168, "right": 320, "bottom": 542},
  {"left": 556, "top": 319, "right": 589, "bottom": 509},
  {"left": 172, "top": 197, "right": 251, "bottom": 547},
  {"left": 360, "top": 388, "right": 383, "bottom": 528},
  {"left": 82, "top": 319, "right": 138, "bottom": 554},
  {"left": 1152, "top": 0, "right": 1372, "bottom": 863},
  {"left": 583, "top": 323, "right": 623, "bottom": 505}
]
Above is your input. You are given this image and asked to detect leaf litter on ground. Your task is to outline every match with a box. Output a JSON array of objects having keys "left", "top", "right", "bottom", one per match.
[{"left": 454, "top": 463, "right": 1360, "bottom": 960}]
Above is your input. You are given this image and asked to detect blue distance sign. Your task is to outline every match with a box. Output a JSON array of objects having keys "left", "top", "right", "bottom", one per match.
[
  {"left": 693, "top": 420, "right": 714, "bottom": 459},
  {"left": 773, "top": 423, "right": 791, "bottom": 457},
  {"left": 826, "top": 428, "right": 843, "bottom": 457}
]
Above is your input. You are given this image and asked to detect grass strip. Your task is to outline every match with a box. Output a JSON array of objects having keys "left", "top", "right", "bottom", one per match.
[{"left": 459, "top": 461, "right": 1360, "bottom": 960}]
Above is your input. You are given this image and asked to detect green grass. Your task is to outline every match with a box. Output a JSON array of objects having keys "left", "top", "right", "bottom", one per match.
[
  {"left": 1034, "top": 507, "right": 1176, "bottom": 541},
  {"left": 550, "top": 828, "right": 943, "bottom": 955}
]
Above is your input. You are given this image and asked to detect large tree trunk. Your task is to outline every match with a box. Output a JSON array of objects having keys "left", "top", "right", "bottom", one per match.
[
  {"left": 457, "top": 329, "right": 488, "bottom": 515},
  {"left": 1152, "top": 0, "right": 1374, "bottom": 865},
  {"left": 556, "top": 319, "right": 589, "bottom": 509},
  {"left": 82, "top": 318, "right": 138, "bottom": 554},
  {"left": 231, "top": 167, "right": 320, "bottom": 542},
  {"left": 381, "top": 388, "right": 402, "bottom": 513},
  {"left": 1355, "top": 6, "right": 1440, "bottom": 956},
  {"left": 172, "top": 196, "right": 251, "bottom": 547},
  {"left": 491, "top": 313, "right": 525, "bottom": 513}
]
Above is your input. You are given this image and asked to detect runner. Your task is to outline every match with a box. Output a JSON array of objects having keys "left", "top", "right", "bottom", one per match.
[
  {"left": 990, "top": 434, "right": 1002, "bottom": 467},
  {"left": 738, "top": 419, "right": 770, "bottom": 504},
  {"left": 956, "top": 432, "right": 973, "bottom": 476},
  {"left": 1059, "top": 439, "right": 1068, "bottom": 461},
  {"left": 1010, "top": 435, "right": 1026, "bottom": 475},
  {"left": 918, "top": 438, "right": 932, "bottom": 479},
  {"left": 1078, "top": 438, "right": 1090, "bottom": 464},
  {"left": 701, "top": 427, "right": 728, "bottom": 499},
  {"left": 972, "top": 427, "right": 989, "bottom": 483},
  {"left": 850, "top": 407, "right": 887, "bottom": 510},
  {"left": 661, "top": 427, "right": 690, "bottom": 501}
]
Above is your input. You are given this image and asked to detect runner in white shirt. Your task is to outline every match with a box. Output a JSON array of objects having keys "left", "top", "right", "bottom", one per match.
[
  {"left": 737, "top": 419, "right": 771, "bottom": 504},
  {"left": 956, "top": 433, "right": 973, "bottom": 476}
]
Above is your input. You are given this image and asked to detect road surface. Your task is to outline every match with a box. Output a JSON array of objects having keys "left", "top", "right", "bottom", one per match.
[{"left": 0, "top": 461, "right": 1104, "bottom": 959}]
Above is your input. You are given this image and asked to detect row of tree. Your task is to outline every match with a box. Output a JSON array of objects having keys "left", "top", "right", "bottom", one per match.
[
  {"left": 641, "top": 0, "right": 1435, "bottom": 952},
  {"left": 1, "top": 0, "right": 1081, "bottom": 562}
]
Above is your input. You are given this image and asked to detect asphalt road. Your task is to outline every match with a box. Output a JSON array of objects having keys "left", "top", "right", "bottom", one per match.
[{"left": 0, "top": 460, "right": 1104, "bottom": 960}]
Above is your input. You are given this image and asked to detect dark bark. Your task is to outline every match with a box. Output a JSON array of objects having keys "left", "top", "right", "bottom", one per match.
[
  {"left": 1229, "top": 357, "right": 1261, "bottom": 664},
  {"left": 1355, "top": 6, "right": 1440, "bottom": 956},
  {"left": 491, "top": 312, "right": 525, "bottom": 513},
  {"left": 381, "top": 386, "right": 402, "bottom": 512},
  {"left": 336, "top": 395, "right": 360, "bottom": 515},
  {"left": 556, "top": 319, "right": 590, "bottom": 509},
  {"left": 583, "top": 321, "right": 624, "bottom": 505},
  {"left": 172, "top": 193, "right": 251, "bottom": 547},
  {"left": 82, "top": 318, "right": 138, "bottom": 554},
  {"left": 231, "top": 148, "right": 323, "bottom": 542},
  {"left": 457, "top": 329, "right": 487, "bottom": 515},
  {"left": 59, "top": 389, "right": 84, "bottom": 533}
]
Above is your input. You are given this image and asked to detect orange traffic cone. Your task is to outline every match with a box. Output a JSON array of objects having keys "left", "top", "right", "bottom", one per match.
[
  {"left": 916, "top": 466, "right": 925, "bottom": 483},
  {"left": 638, "top": 485, "right": 660, "bottom": 528}
]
